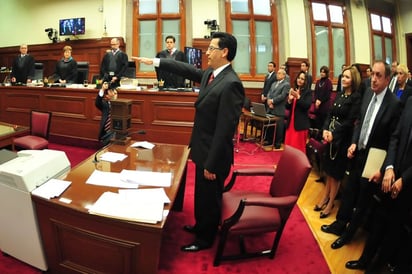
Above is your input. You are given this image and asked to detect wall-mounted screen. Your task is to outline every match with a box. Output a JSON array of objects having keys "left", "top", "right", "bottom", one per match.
[
  {"left": 59, "top": 17, "right": 85, "bottom": 36},
  {"left": 184, "top": 47, "right": 202, "bottom": 69}
]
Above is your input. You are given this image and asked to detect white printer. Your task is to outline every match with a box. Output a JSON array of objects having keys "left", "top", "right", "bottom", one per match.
[{"left": 0, "top": 149, "right": 71, "bottom": 271}]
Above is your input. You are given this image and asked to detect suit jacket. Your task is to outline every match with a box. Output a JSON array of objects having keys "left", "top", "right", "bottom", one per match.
[
  {"left": 155, "top": 49, "right": 186, "bottom": 88},
  {"left": 10, "top": 54, "right": 35, "bottom": 83},
  {"left": 261, "top": 72, "right": 277, "bottom": 98},
  {"left": 159, "top": 59, "right": 245, "bottom": 177},
  {"left": 285, "top": 87, "right": 312, "bottom": 130},
  {"left": 100, "top": 50, "right": 129, "bottom": 84},
  {"left": 384, "top": 97, "right": 412, "bottom": 189},
  {"left": 351, "top": 87, "right": 401, "bottom": 153},
  {"left": 266, "top": 79, "right": 290, "bottom": 117}
]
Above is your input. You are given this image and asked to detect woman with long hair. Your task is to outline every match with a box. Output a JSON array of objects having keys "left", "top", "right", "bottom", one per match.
[
  {"left": 284, "top": 71, "right": 312, "bottom": 152},
  {"left": 314, "top": 66, "right": 362, "bottom": 218}
]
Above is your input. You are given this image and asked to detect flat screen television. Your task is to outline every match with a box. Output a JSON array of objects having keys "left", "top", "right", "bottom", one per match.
[
  {"left": 59, "top": 17, "right": 85, "bottom": 36},
  {"left": 184, "top": 47, "right": 202, "bottom": 69}
]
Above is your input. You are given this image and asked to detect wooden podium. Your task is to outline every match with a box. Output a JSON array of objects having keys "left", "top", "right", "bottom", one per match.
[{"left": 110, "top": 98, "right": 132, "bottom": 145}]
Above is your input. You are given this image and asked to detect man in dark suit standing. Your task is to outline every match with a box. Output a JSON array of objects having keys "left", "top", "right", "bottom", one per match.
[
  {"left": 345, "top": 97, "right": 412, "bottom": 272},
  {"left": 100, "top": 37, "right": 128, "bottom": 88},
  {"left": 265, "top": 69, "right": 290, "bottom": 149},
  {"left": 10, "top": 44, "right": 35, "bottom": 84},
  {"left": 155, "top": 35, "right": 186, "bottom": 88},
  {"left": 135, "top": 32, "right": 245, "bottom": 252},
  {"left": 321, "top": 60, "right": 401, "bottom": 249},
  {"left": 260, "top": 61, "right": 277, "bottom": 105}
]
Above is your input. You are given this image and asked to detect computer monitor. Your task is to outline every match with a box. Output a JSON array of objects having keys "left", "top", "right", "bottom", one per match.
[
  {"left": 184, "top": 47, "right": 202, "bottom": 69},
  {"left": 59, "top": 17, "right": 85, "bottom": 36}
]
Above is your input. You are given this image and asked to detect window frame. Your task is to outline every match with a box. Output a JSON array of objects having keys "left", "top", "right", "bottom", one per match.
[
  {"left": 224, "top": 0, "right": 279, "bottom": 81},
  {"left": 368, "top": 10, "right": 396, "bottom": 65},
  {"left": 309, "top": 0, "right": 350, "bottom": 82},
  {"left": 132, "top": 0, "right": 186, "bottom": 78}
]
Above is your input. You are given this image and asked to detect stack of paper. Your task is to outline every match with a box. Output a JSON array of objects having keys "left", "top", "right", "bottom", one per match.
[
  {"left": 89, "top": 189, "right": 168, "bottom": 224},
  {"left": 31, "top": 179, "right": 71, "bottom": 199}
]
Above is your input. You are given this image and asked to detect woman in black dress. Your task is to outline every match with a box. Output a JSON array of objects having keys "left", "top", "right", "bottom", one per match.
[{"left": 314, "top": 66, "right": 362, "bottom": 218}]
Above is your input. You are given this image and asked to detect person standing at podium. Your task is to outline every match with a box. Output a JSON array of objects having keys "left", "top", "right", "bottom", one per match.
[
  {"left": 135, "top": 32, "right": 245, "bottom": 252},
  {"left": 10, "top": 44, "right": 35, "bottom": 85},
  {"left": 100, "top": 38, "right": 128, "bottom": 88},
  {"left": 155, "top": 35, "right": 186, "bottom": 88}
]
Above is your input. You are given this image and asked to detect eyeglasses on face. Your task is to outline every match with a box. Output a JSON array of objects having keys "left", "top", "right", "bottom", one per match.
[{"left": 207, "top": 46, "right": 223, "bottom": 52}]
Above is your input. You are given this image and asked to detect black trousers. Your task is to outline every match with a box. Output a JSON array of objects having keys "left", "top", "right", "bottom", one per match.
[{"left": 193, "top": 164, "right": 224, "bottom": 245}]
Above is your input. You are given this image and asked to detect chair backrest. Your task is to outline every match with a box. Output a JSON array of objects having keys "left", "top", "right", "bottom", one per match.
[
  {"left": 77, "top": 61, "right": 89, "bottom": 83},
  {"left": 34, "top": 63, "right": 44, "bottom": 81},
  {"left": 31, "top": 110, "right": 52, "bottom": 139},
  {"left": 270, "top": 145, "right": 311, "bottom": 198},
  {"left": 123, "top": 61, "right": 136, "bottom": 78}
]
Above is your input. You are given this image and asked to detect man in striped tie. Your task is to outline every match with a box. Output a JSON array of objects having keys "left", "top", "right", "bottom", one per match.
[{"left": 95, "top": 81, "right": 116, "bottom": 145}]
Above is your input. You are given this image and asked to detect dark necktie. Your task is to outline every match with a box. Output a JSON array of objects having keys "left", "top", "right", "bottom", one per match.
[
  {"left": 208, "top": 73, "right": 214, "bottom": 85},
  {"left": 358, "top": 95, "right": 377, "bottom": 149}
]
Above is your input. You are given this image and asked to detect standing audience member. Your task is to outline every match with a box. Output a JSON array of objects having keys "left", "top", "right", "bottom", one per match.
[
  {"left": 336, "top": 64, "right": 346, "bottom": 93},
  {"left": 284, "top": 71, "right": 312, "bottom": 153},
  {"left": 321, "top": 60, "right": 401, "bottom": 251},
  {"left": 279, "top": 63, "right": 290, "bottom": 82},
  {"left": 10, "top": 44, "right": 35, "bottom": 85},
  {"left": 50, "top": 45, "right": 78, "bottom": 84},
  {"left": 313, "top": 66, "right": 332, "bottom": 130},
  {"left": 394, "top": 64, "right": 412, "bottom": 108},
  {"left": 260, "top": 61, "right": 277, "bottom": 106},
  {"left": 363, "top": 66, "right": 372, "bottom": 88},
  {"left": 155, "top": 35, "right": 186, "bottom": 88},
  {"left": 314, "top": 66, "right": 362, "bottom": 219},
  {"left": 100, "top": 37, "right": 129, "bottom": 88},
  {"left": 135, "top": 32, "right": 245, "bottom": 252},
  {"left": 265, "top": 69, "right": 290, "bottom": 149},
  {"left": 388, "top": 60, "right": 399, "bottom": 92},
  {"left": 301, "top": 61, "right": 312, "bottom": 90},
  {"left": 345, "top": 97, "right": 412, "bottom": 272},
  {"left": 95, "top": 82, "right": 116, "bottom": 145}
]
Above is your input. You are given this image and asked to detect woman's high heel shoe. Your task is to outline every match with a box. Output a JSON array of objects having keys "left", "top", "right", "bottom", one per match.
[
  {"left": 314, "top": 197, "right": 330, "bottom": 212},
  {"left": 320, "top": 211, "right": 331, "bottom": 218}
]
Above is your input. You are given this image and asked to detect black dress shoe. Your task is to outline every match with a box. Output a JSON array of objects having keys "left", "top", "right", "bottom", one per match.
[
  {"left": 181, "top": 242, "right": 211, "bottom": 252},
  {"left": 183, "top": 225, "right": 197, "bottom": 234},
  {"left": 345, "top": 260, "right": 367, "bottom": 270},
  {"left": 331, "top": 236, "right": 348, "bottom": 249},
  {"left": 320, "top": 221, "right": 345, "bottom": 236}
]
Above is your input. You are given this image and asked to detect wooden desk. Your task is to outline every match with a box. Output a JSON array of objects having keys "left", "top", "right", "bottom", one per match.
[
  {"left": 32, "top": 141, "right": 189, "bottom": 274},
  {"left": 241, "top": 111, "right": 279, "bottom": 147},
  {"left": 0, "top": 122, "right": 29, "bottom": 148}
]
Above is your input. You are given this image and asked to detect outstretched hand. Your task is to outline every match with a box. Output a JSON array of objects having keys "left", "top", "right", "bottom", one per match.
[{"left": 131, "top": 56, "right": 153, "bottom": 65}]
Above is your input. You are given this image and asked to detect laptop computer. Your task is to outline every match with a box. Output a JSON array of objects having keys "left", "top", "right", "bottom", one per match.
[{"left": 250, "top": 102, "right": 275, "bottom": 118}]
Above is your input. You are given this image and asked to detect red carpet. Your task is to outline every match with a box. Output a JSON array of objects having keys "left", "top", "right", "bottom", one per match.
[{"left": 0, "top": 142, "right": 329, "bottom": 273}]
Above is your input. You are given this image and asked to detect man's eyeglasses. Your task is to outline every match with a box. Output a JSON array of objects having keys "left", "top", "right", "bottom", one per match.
[{"left": 207, "top": 46, "right": 223, "bottom": 52}]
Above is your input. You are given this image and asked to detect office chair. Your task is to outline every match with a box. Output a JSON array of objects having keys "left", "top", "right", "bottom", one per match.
[
  {"left": 213, "top": 145, "right": 312, "bottom": 266},
  {"left": 77, "top": 61, "right": 89, "bottom": 83},
  {"left": 34, "top": 63, "right": 44, "bottom": 81},
  {"left": 12, "top": 110, "right": 52, "bottom": 151}
]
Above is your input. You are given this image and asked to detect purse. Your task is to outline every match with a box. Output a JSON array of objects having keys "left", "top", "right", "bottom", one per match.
[{"left": 328, "top": 117, "right": 342, "bottom": 160}]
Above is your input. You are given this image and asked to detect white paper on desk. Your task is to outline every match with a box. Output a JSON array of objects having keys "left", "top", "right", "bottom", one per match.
[
  {"left": 31, "top": 179, "right": 71, "bottom": 199},
  {"left": 120, "top": 170, "right": 172, "bottom": 187},
  {"left": 89, "top": 191, "right": 164, "bottom": 224},
  {"left": 130, "top": 141, "right": 155, "bottom": 149},
  {"left": 99, "top": 152, "right": 128, "bottom": 162},
  {"left": 118, "top": 188, "right": 171, "bottom": 204},
  {"left": 362, "top": 148, "right": 387, "bottom": 179},
  {"left": 86, "top": 170, "right": 139, "bottom": 188}
]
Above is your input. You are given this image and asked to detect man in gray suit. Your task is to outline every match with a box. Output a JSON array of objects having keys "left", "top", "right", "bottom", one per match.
[
  {"left": 265, "top": 69, "right": 290, "bottom": 149},
  {"left": 135, "top": 32, "right": 245, "bottom": 252}
]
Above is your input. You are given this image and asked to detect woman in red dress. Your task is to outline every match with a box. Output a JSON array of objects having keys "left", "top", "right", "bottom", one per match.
[{"left": 284, "top": 71, "right": 312, "bottom": 153}]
